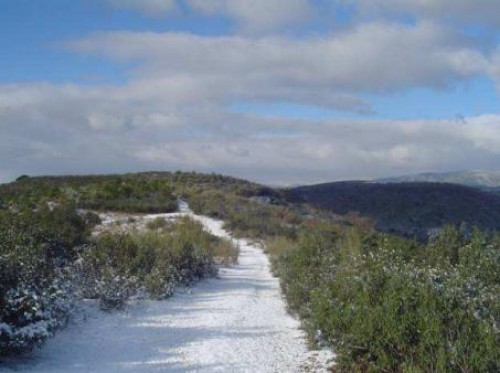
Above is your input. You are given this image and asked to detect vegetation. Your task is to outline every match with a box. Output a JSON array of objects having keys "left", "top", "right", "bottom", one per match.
[
  {"left": 184, "top": 174, "right": 500, "bottom": 371},
  {"left": 146, "top": 217, "right": 169, "bottom": 230},
  {"left": 0, "top": 203, "right": 236, "bottom": 354},
  {"left": 268, "top": 226, "right": 500, "bottom": 372},
  {"left": 0, "top": 171, "right": 245, "bottom": 355},
  {"left": 1, "top": 171, "right": 499, "bottom": 371},
  {"left": 0, "top": 171, "right": 271, "bottom": 214},
  {"left": 188, "top": 189, "right": 302, "bottom": 239},
  {"left": 0, "top": 174, "right": 178, "bottom": 214},
  {"left": 0, "top": 204, "right": 94, "bottom": 354},
  {"left": 78, "top": 217, "right": 231, "bottom": 308}
]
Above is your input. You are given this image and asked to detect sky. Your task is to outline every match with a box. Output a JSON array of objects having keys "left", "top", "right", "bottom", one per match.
[{"left": 0, "top": 0, "right": 499, "bottom": 185}]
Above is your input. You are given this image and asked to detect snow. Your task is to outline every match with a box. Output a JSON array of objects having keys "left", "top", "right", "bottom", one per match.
[
  {"left": 0, "top": 323, "right": 12, "bottom": 336},
  {"left": 1, "top": 205, "right": 335, "bottom": 372}
]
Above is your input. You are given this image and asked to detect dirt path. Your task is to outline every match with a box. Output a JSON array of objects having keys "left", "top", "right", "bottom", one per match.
[{"left": 1, "top": 210, "right": 334, "bottom": 372}]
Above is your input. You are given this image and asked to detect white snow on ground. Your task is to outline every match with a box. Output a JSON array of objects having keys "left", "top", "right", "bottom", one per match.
[{"left": 1, "top": 204, "right": 335, "bottom": 372}]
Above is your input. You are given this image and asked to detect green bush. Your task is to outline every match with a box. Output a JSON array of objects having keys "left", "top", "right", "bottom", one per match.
[
  {"left": 146, "top": 217, "right": 169, "bottom": 230},
  {"left": 0, "top": 201, "right": 236, "bottom": 353},
  {"left": 77, "top": 217, "right": 222, "bottom": 304},
  {"left": 0, "top": 174, "right": 179, "bottom": 214},
  {"left": 274, "top": 226, "right": 500, "bottom": 372},
  {"left": 0, "top": 171, "right": 254, "bottom": 355},
  {"left": 209, "top": 238, "right": 239, "bottom": 265},
  {"left": 189, "top": 189, "right": 300, "bottom": 239},
  {"left": 0, "top": 205, "right": 86, "bottom": 354}
]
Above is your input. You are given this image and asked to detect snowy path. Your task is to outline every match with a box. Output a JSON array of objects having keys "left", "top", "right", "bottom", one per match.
[{"left": 1, "top": 209, "right": 334, "bottom": 373}]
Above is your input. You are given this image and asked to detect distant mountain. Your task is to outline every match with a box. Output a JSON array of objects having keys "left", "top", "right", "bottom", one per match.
[
  {"left": 291, "top": 181, "right": 500, "bottom": 240},
  {"left": 378, "top": 170, "right": 500, "bottom": 190}
]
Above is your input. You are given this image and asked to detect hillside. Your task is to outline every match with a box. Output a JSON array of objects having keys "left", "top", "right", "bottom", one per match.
[
  {"left": 378, "top": 170, "right": 500, "bottom": 191},
  {"left": 291, "top": 181, "right": 500, "bottom": 240}
]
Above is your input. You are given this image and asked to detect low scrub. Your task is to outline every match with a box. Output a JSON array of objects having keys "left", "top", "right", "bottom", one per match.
[
  {"left": 273, "top": 226, "right": 500, "bottom": 372},
  {"left": 208, "top": 238, "right": 239, "bottom": 265},
  {"left": 78, "top": 217, "right": 220, "bottom": 306},
  {"left": 1, "top": 174, "right": 179, "bottom": 214},
  {"left": 0, "top": 204, "right": 237, "bottom": 355},
  {"left": 146, "top": 217, "right": 169, "bottom": 230},
  {"left": 0, "top": 205, "right": 88, "bottom": 354},
  {"left": 188, "top": 189, "right": 300, "bottom": 239}
]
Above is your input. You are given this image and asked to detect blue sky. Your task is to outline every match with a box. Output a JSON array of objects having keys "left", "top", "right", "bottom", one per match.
[
  {"left": 1, "top": 0, "right": 498, "bottom": 119},
  {"left": 0, "top": 0, "right": 499, "bottom": 184},
  {"left": 0, "top": 0, "right": 227, "bottom": 84}
]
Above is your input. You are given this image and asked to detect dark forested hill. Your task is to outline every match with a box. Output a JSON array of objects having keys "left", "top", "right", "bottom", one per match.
[{"left": 291, "top": 181, "right": 500, "bottom": 240}]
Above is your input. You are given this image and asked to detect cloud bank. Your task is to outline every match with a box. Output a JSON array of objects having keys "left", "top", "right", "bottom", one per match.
[{"left": 1, "top": 77, "right": 500, "bottom": 184}]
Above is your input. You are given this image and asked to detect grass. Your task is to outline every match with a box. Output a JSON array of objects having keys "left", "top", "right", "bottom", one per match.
[{"left": 146, "top": 217, "right": 169, "bottom": 230}]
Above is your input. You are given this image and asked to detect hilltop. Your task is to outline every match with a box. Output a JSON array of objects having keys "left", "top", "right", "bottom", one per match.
[{"left": 0, "top": 171, "right": 279, "bottom": 212}]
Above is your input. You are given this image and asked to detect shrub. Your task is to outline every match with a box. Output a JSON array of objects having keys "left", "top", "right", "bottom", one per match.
[
  {"left": 209, "top": 238, "right": 239, "bottom": 265},
  {"left": 75, "top": 217, "right": 221, "bottom": 303},
  {"left": 0, "top": 207, "right": 81, "bottom": 355},
  {"left": 96, "top": 269, "right": 137, "bottom": 311},
  {"left": 146, "top": 217, "right": 169, "bottom": 231},
  {"left": 144, "top": 267, "right": 176, "bottom": 299},
  {"left": 274, "top": 226, "right": 500, "bottom": 372},
  {"left": 0, "top": 171, "right": 256, "bottom": 355},
  {"left": 189, "top": 189, "right": 300, "bottom": 239}
]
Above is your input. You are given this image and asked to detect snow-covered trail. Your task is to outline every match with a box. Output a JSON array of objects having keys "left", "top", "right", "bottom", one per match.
[{"left": 1, "top": 209, "right": 334, "bottom": 373}]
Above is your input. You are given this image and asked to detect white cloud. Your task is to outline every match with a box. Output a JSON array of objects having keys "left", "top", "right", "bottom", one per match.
[
  {"left": 103, "top": 1, "right": 500, "bottom": 32},
  {"left": 490, "top": 49, "right": 500, "bottom": 88},
  {"left": 68, "top": 21, "right": 490, "bottom": 110},
  {"left": 461, "top": 114, "right": 500, "bottom": 153},
  {"left": 88, "top": 112, "right": 127, "bottom": 130},
  {"left": 1, "top": 80, "right": 500, "bottom": 184},
  {"left": 105, "top": 0, "right": 176, "bottom": 16},
  {"left": 356, "top": 0, "right": 500, "bottom": 28},
  {"left": 104, "top": 0, "right": 312, "bottom": 32},
  {"left": 187, "top": 0, "right": 313, "bottom": 33}
]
